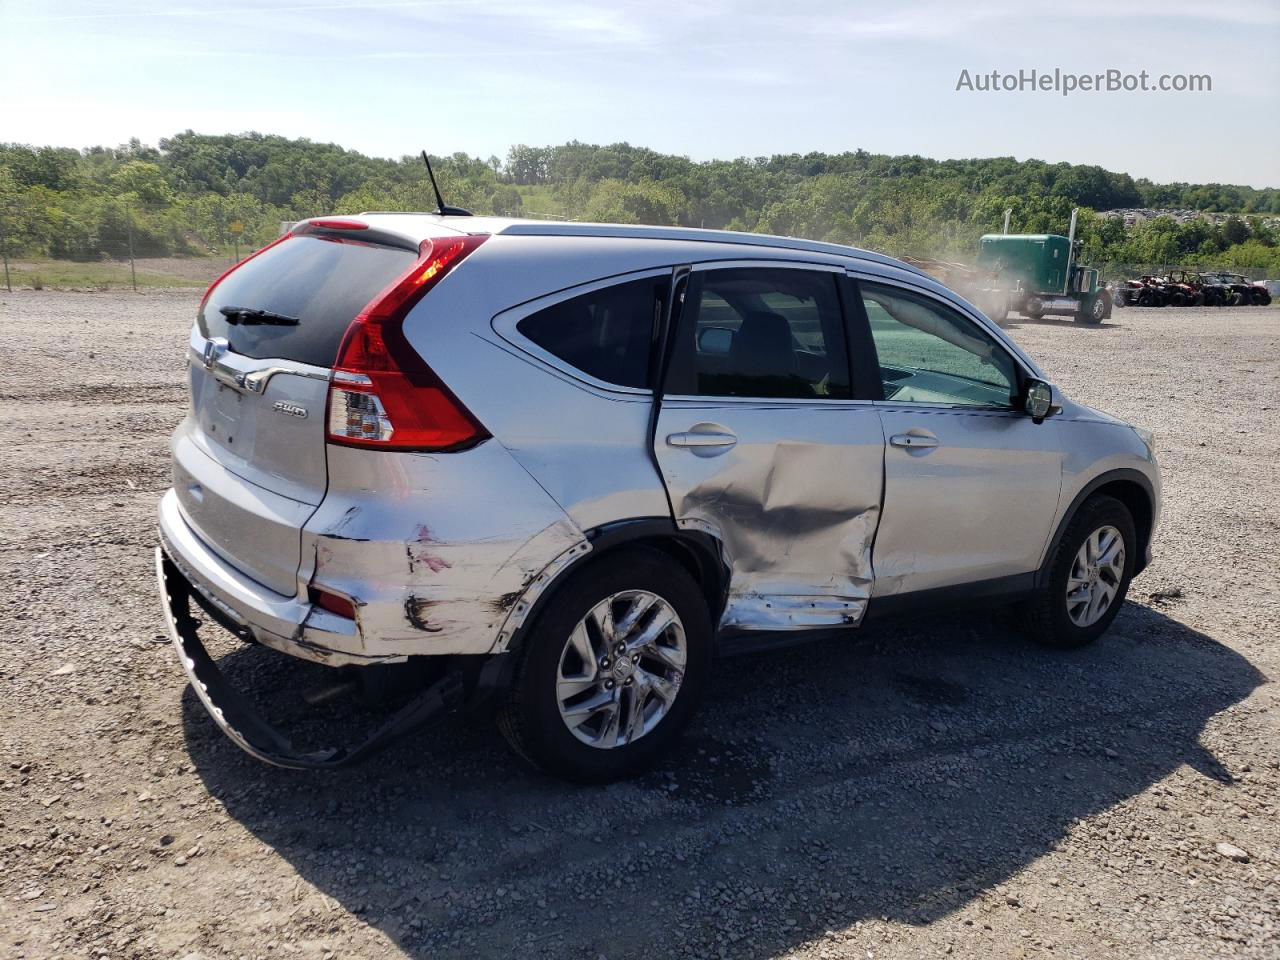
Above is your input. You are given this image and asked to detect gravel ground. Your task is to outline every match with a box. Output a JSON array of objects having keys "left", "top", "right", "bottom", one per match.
[{"left": 1, "top": 290, "right": 1277, "bottom": 960}]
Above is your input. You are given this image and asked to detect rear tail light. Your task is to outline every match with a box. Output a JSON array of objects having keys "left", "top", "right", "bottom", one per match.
[{"left": 326, "top": 234, "right": 489, "bottom": 451}]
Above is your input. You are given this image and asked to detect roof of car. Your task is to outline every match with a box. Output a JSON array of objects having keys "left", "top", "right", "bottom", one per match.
[{"left": 353, "top": 212, "right": 929, "bottom": 279}]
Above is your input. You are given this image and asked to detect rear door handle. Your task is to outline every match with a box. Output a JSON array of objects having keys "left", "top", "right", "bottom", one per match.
[
  {"left": 889, "top": 433, "right": 939, "bottom": 449},
  {"left": 666, "top": 431, "right": 737, "bottom": 448}
]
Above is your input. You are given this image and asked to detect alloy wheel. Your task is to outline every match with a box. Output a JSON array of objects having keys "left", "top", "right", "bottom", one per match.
[
  {"left": 556, "top": 590, "right": 687, "bottom": 749},
  {"left": 1065, "top": 524, "right": 1126, "bottom": 627}
]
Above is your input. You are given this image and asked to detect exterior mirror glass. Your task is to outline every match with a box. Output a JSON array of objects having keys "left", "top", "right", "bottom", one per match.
[{"left": 1024, "top": 379, "right": 1053, "bottom": 422}]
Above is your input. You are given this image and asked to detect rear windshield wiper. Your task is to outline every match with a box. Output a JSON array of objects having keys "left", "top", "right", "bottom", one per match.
[{"left": 219, "top": 305, "right": 300, "bottom": 326}]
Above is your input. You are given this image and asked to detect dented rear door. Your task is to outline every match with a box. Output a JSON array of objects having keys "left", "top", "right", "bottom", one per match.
[{"left": 653, "top": 262, "right": 885, "bottom": 631}]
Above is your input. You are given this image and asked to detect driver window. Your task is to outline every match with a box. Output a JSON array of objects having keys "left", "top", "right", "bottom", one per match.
[{"left": 861, "top": 282, "right": 1017, "bottom": 407}]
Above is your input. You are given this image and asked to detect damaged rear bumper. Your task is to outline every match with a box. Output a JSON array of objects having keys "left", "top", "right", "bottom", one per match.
[
  {"left": 156, "top": 546, "right": 464, "bottom": 769},
  {"left": 158, "top": 488, "right": 396, "bottom": 667}
]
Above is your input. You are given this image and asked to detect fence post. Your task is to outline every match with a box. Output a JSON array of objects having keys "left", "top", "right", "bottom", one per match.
[
  {"left": 126, "top": 204, "right": 137, "bottom": 292},
  {"left": 0, "top": 204, "right": 10, "bottom": 293}
]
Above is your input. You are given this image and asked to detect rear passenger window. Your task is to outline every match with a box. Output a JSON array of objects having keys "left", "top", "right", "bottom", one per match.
[
  {"left": 671, "top": 268, "right": 850, "bottom": 399},
  {"left": 517, "top": 277, "right": 664, "bottom": 389}
]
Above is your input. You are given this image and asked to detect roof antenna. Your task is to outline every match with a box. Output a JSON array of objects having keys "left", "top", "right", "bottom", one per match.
[{"left": 421, "top": 150, "right": 472, "bottom": 217}]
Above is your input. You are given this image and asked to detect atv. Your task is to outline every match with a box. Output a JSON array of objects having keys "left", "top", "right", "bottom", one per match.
[{"left": 1163, "top": 270, "right": 1205, "bottom": 307}]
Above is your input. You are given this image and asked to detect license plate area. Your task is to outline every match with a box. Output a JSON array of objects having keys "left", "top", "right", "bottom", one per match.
[{"left": 206, "top": 381, "right": 256, "bottom": 459}]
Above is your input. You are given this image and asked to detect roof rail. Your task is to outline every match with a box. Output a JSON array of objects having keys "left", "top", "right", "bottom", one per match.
[{"left": 495, "top": 222, "right": 926, "bottom": 277}]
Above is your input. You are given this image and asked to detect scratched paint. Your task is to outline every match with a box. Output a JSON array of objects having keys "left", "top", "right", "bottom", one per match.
[{"left": 295, "top": 440, "right": 591, "bottom": 657}]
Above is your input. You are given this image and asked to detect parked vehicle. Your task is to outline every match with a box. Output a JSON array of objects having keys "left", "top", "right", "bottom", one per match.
[
  {"left": 1218, "top": 273, "right": 1273, "bottom": 306},
  {"left": 1112, "top": 275, "right": 1166, "bottom": 308},
  {"left": 1116, "top": 270, "right": 1271, "bottom": 307},
  {"left": 157, "top": 215, "right": 1161, "bottom": 782},
  {"left": 1161, "top": 270, "right": 1205, "bottom": 307},
  {"left": 1198, "top": 273, "right": 1232, "bottom": 306}
]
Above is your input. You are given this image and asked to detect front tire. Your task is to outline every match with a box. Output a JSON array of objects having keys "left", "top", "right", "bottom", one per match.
[
  {"left": 1022, "top": 495, "right": 1136, "bottom": 649},
  {"left": 497, "top": 547, "right": 712, "bottom": 782},
  {"left": 1076, "top": 292, "right": 1108, "bottom": 324}
]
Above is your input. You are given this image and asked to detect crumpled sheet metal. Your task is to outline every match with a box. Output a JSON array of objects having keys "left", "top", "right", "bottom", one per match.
[
  {"left": 305, "top": 441, "right": 591, "bottom": 657},
  {"left": 670, "top": 437, "right": 881, "bottom": 631}
]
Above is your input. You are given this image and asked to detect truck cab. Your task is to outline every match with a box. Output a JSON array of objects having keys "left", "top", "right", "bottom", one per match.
[{"left": 977, "top": 233, "right": 1111, "bottom": 324}]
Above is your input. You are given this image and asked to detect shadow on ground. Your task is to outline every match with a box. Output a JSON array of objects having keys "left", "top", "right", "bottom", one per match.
[
  {"left": 181, "top": 601, "right": 1260, "bottom": 958},
  {"left": 1002, "top": 316, "right": 1123, "bottom": 331}
]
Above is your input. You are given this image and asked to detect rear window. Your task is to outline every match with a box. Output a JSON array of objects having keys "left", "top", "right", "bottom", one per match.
[
  {"left": 199, "top": 235, "right": 417, "bottom": 367},
  {"left": 516, "top": 276, "right": 664, "bottom": 389}
]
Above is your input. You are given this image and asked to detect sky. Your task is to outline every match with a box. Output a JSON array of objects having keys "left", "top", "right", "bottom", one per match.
[{"left": 4, "top": 0, "right": 1279, "bottom": 188}]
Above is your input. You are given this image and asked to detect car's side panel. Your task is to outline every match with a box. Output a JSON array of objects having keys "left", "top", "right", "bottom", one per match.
[
  {"left": 871, "top": 407, "right": 1065, "bottom": 595},
  {"left": 303, "top": 440, "right": 589, "bottom": 657},
  {"left": 404, "top": 237, "right": 682, "bottom": 533},
  {"left": 1042, "top": 415, "right": 1160, "bottom": 572}
]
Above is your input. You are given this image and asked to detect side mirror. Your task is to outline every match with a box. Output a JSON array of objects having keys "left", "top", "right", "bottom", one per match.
[
  {"left": 697, "top": 326, "right": 734, "bottom": 355},
  {"left": 1023, "top": 379, "right": 1054, "bottom": 423}
]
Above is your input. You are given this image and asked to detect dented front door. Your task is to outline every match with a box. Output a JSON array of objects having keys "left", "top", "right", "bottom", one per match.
[{"left": 653, "top": 263, "right": 885, "bottom": 631}]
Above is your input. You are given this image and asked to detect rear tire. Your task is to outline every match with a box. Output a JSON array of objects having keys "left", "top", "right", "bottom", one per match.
[
  {"left": 1021, "top": 495, "right": 1136, "bottom": 649},
  {"left": 497, "top": 547, "right": 712, "bottom": 783}
]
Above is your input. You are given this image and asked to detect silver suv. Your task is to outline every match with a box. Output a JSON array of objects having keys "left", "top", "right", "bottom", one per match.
[{"left": 157, "top": 215, "right": 1160, "bottom": 782}]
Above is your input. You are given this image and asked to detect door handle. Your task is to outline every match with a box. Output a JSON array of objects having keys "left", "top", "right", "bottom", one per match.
[
  {"left": 666, "top": 431, "right": 737, "bottom": 448},
  {"left": 889, "top": 433, "right": 939, "bottom": 449}
]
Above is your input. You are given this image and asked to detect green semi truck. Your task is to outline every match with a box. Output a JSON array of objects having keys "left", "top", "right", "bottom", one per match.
[{"left": 974, "top": 210, "right": 1112, "bottom": 324}]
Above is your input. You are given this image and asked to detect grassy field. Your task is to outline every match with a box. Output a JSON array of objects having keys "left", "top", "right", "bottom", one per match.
[{"left": 0, "top": 257, "right": 228, "bottom": 291}]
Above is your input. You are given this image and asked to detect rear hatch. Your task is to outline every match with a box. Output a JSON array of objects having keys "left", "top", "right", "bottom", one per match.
[{"left": 175, "top": 228, "right": 420, "bottom": 596}]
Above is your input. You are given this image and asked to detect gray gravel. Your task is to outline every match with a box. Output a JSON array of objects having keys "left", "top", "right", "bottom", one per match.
[{"left": 1, "top": 290, "right": 1277, "bottom": 960}]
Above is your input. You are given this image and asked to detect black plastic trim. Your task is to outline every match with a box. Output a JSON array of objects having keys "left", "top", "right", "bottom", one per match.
[
  {"left": 839, "top": 274, "right": 887, "bottom": 402},
  {"left": 646, "top": 266, "right": 692, "bottom": 514},
  {"left": 863, "top": 572, "right": 1037, "bottom": 624}
]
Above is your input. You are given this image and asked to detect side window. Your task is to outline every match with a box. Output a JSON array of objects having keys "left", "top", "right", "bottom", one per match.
[
  {"left": 675, "top": 268, "right": 850, "bottom": 399},
  {"left": 517, "top": 276, "right": 663, "bottom": 389},
  {"left": 860, "top": 282, "right": 1018, "bottom": 407}
]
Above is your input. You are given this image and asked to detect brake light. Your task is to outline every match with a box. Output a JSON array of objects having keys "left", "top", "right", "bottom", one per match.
[
  {"left": 326, "top": 234, "right": 489, "bottom": 451},
  {"left": 198, "top": 232, "right": 292, "bottom": 314},
  {"left": 306, "top": 218, "right": 369, "bottom": 231}
]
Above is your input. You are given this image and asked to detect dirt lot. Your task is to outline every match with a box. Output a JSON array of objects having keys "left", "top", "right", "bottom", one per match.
[{"left": 1, "top": 291, "right": 1277, "bottom": 960}]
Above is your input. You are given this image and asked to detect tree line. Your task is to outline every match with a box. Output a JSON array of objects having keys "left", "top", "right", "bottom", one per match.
[{"left": 1, "top": 131, "right": 1277, "bottom": 276}]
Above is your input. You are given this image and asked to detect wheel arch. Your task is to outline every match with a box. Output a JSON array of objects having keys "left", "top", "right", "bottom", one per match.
[
  {"left": 500, "top": 518, "right": 728, "bottom": 656},
  {"left": 1036, "top": 468, "right": 1155, "bottom": 589}
]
